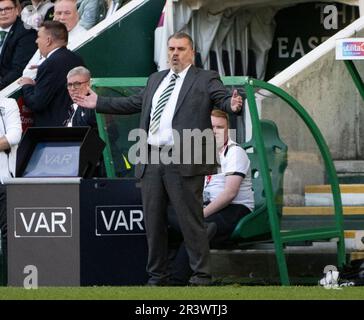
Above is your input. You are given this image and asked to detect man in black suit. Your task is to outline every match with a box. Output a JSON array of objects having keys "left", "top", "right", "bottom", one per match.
[
  {"left": 18, "top": 20, "right": 84, "bottom": 127},
  {"left": 74, "top": 32, "right": 243, "bottom": 286},
  {"left": 0, "top": 0, "right": 37, "bottom": 90},
  {"left": 64, "top": 66, "right": 96, "bottom": 127}
]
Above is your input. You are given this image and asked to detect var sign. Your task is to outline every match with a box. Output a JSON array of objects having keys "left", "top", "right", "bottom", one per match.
[
  {"left": 14, "top": 207, "right": 72, "bottom": 237},
  {"left": 96, "top": 205, "right": 145, "bottom": 236}
]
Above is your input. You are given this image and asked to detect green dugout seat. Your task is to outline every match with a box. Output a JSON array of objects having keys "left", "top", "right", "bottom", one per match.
[{"left": 231, "top": 119, "right": 288, "bottom": 241}]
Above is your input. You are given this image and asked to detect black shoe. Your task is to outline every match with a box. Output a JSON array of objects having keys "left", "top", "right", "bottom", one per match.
[
  {"left": 169, "top": 278, "right": 189, "bottom": 286},
  {"left": 145, "top": 279, "right": 170, "bottom": 287}
]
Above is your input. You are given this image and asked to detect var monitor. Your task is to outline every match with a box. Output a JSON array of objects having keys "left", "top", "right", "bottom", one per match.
[
  {"left": 23, "top": 141, "right": 81, "bottom": 177},
  {"left": 16, "top": 127, "right": 105, "bottom": 178}
]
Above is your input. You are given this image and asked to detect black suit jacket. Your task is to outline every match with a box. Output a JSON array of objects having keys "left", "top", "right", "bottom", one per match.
[
  {"left": 22, "top": 47, "right": 85, "bottom": 127},
  {"left": 72, "top": 105, "right": 97, "bottom": 127},
  {"left": 0, "top": 17, "right": 37, "bottom": 89},
  {"left": 96, "top": 66, "right": 236, "bottom": 178}
]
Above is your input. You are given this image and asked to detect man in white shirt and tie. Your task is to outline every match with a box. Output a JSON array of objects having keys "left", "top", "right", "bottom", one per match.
[{"left": 74, "top": 32, "right": 243, "bottom": 286}]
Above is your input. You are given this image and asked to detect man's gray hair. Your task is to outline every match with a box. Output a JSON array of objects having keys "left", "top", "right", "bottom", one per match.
[{"left": 67, "top": 66, "right": 91, "bottom": 79}]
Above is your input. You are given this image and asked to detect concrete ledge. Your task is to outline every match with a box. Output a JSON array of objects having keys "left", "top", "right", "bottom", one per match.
[
  {"left": 210, "top": 244, "right": 352, "bottom": 285},
  {"left": 334, "top": 161, "right": 364, "bottom": 173}
]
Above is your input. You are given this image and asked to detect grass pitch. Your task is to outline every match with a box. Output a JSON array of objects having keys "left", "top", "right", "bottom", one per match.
[{"left": 0, "top": 285, "right": 364, "bottom": 300}]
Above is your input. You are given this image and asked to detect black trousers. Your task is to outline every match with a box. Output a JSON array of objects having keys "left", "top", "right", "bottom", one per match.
[{"left": 168, "top": 203, "right": 251, "bottom": 285}]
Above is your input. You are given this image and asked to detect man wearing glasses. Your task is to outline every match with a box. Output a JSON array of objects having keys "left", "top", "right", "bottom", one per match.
[
  {"left": 18, "top": 20, "right": 84, "bottom": 127},
  {"left": 64, "top": 66, "right": 96, "bottom": 127},
  {"left": 0, "top": 0, "right": 37, "bottom": 90}
]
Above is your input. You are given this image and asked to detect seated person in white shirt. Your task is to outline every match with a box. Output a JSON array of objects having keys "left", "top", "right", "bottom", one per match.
[
  {"left": 168, "top": 109, "right": 254, "bottom": 285},
  {"left": 21, "top": 0, "right": 54, "bottom": 30},
  {"left": 64, "top": 66, "right": 96, "bottom": 127},
  {"left": 22, "top": 0, "right": 86, "bottom": 78},
  {"left": 0, "top": 97, "right": 22, "bottom": 271}
]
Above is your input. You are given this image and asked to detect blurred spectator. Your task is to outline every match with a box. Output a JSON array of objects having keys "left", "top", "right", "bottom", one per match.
[
  {"left": 19, "top": 0, "right": 31, "bottom": 7},
  {"left": 76, "top": 0, "right": 106, "bottom": 30},
  {"left": 54, "top": 0, "right": 85, "bottom": 36},
  {"left": 0, "top": 97, "right": 22, "bottom": 272},
  {"left": 64, "top": 66, "right": 96, "bottom": 127},
  {"left": 21, "top": 0, "right": 54, "bottom": 30},
  {"left": 22, "top": 0, "right": 86, "bottom": 78},
  {"left": 0, "top": 0, "right": 37, "bottom": 89},
  {"left": 105, "top": 0, "right": 121, "bottom": 18},
  {"left": 18, "top": 21, "right": 85, "bottom": 127}
]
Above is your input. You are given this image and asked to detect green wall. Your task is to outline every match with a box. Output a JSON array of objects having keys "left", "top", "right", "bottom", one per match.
[{"left": 76, "top": 0, "right": 165, "bottom": 78}]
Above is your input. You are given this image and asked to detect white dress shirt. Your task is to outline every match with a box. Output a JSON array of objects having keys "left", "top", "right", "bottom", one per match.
[
  {"left": 45, "top": 46, "right": 61, "bottom": 59},
  {"left": 66, "top": 103, "right": 78, "bottom": 127},
  {"left": 147, "top": 64, "right": 191, "bottom": 146},
  {"left": 21, "top": 0, "right": 54, "bottom": 30}
]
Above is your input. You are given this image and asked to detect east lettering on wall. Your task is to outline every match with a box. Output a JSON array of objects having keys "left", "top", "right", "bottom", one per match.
[{"left": 265, "top": 2, "right": 359, "bottom": 80}]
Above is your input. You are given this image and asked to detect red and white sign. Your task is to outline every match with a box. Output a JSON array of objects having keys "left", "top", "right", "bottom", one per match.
[{"left": 17, "top": 96, "right": 34, "bottom": 131}]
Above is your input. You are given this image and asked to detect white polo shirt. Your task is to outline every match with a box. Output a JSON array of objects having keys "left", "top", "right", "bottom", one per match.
[{"left": 204, "top": 139, "right": 254, "bottom": 211}]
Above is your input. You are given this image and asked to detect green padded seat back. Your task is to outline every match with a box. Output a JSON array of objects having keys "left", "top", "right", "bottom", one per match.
[{"left": 231, "top": 119, "right": 288, "bottom": 240}]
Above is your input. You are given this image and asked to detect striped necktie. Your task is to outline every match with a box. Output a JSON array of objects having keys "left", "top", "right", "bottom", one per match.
[
  {"left": 149, "top": 73, "right": 178, "bottom": 134},
  {"left": 0, "top": 31, "right": 7, "bottom": 47}
]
